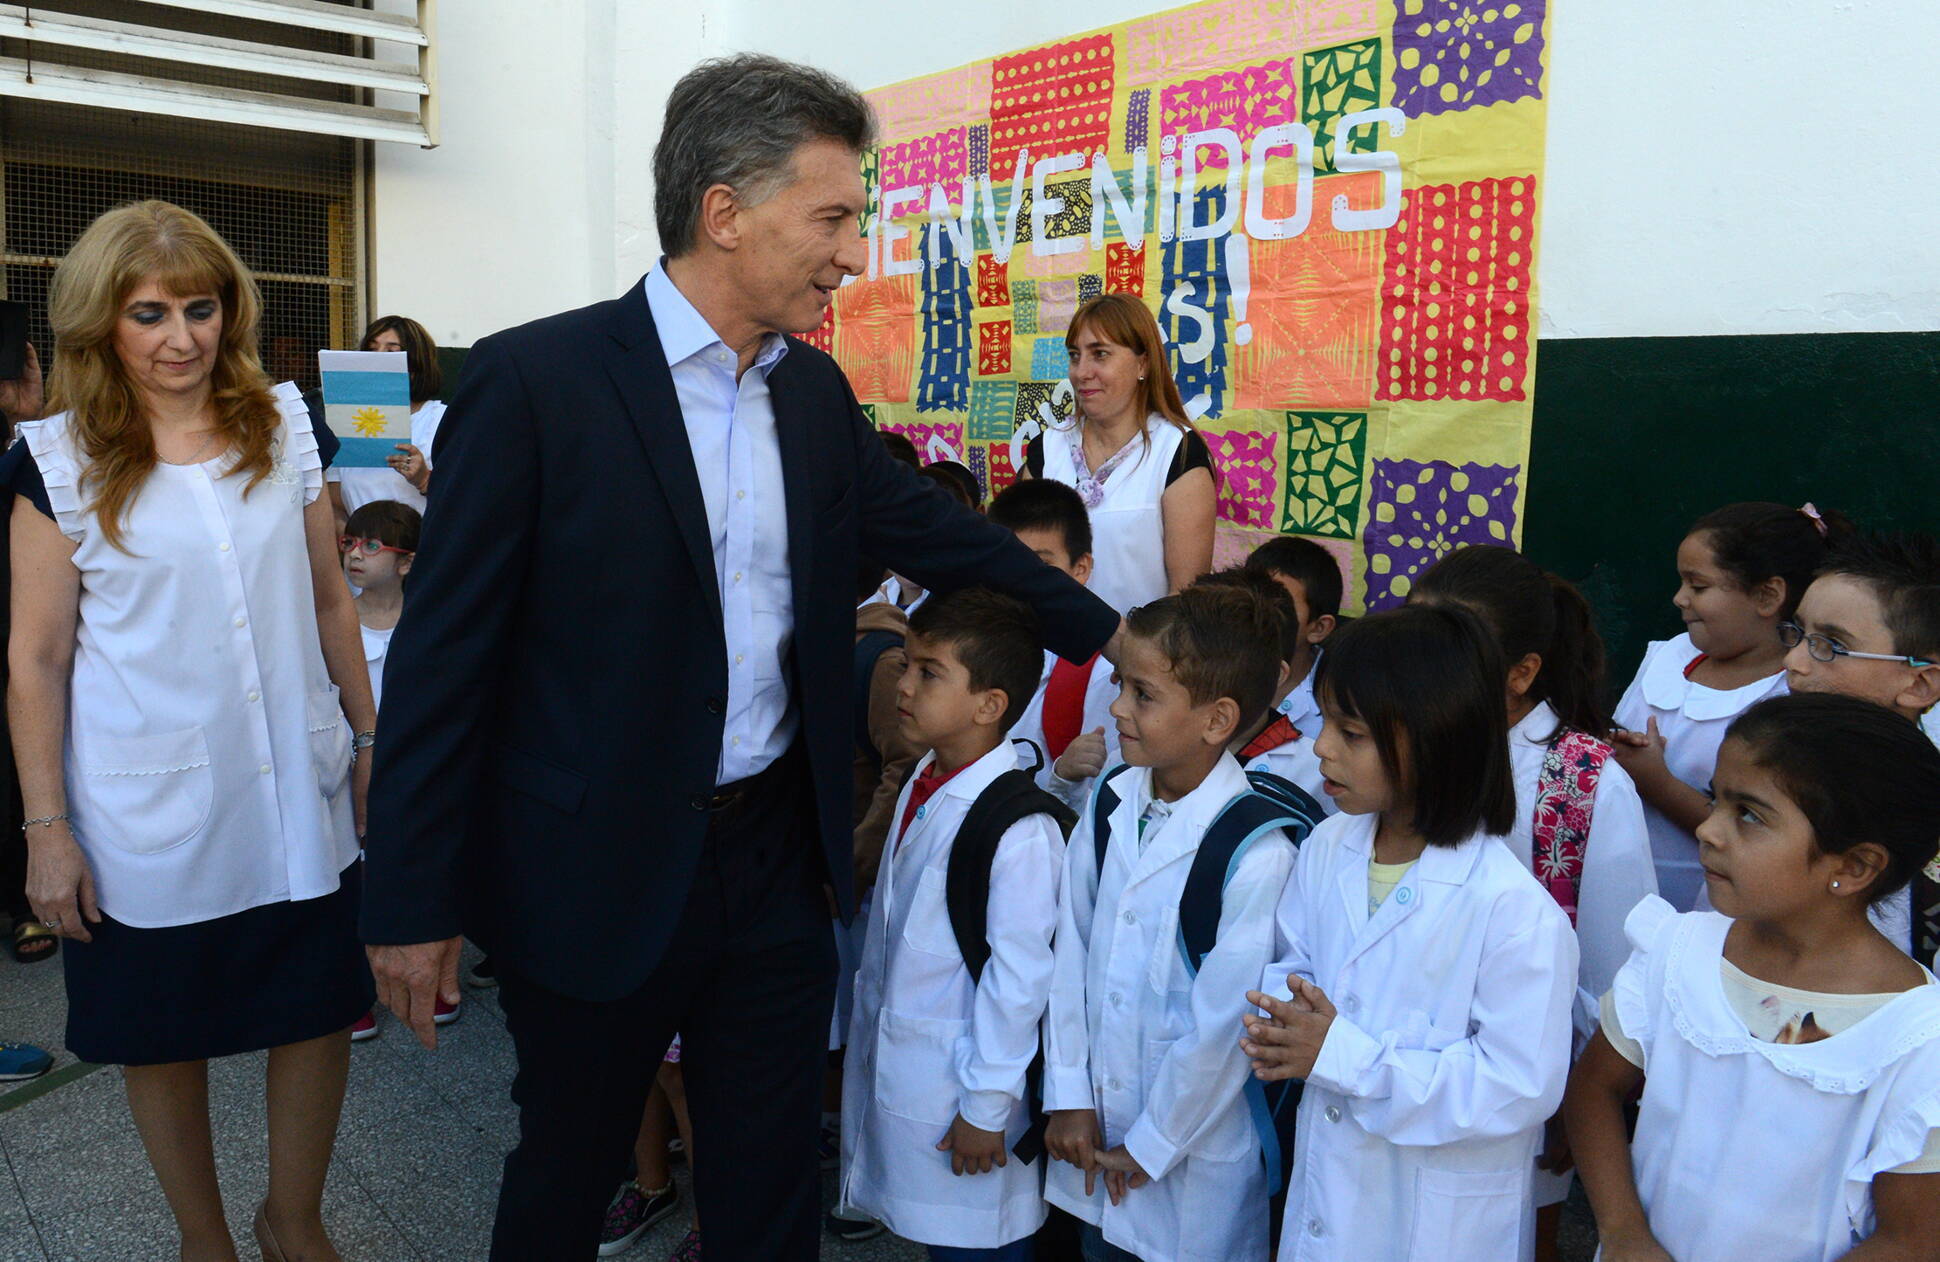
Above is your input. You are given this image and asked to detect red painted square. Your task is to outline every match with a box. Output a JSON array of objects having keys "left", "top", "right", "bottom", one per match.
[
  {"left": 976, "top": 254, "right": 1010, "bottom": 308},
  {"left": 1105, "top": 241, "right": 1147, "bottom": 295},
  {"left": 988, "top": 35, "right": 1116, "bottom": 179},
  {"left": 978, "top": 320, "right": 1013, "bottom": 375}
]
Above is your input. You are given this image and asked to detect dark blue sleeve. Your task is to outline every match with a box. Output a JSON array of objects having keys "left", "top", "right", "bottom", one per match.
[
  {"left": 0, "top": 437, "right": 53, "bottom": 520},
  {"left": 304, "top": 389, "right": 338, "bottom": 469}
]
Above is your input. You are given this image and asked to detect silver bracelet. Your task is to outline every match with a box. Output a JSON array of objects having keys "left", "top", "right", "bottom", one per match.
[{"left": 22, "top": 813, "right": 68, "bottom": 831}]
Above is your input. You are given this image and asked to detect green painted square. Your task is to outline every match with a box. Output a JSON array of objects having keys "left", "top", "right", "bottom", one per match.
[
  {"left": 967, "top": 381, "right": 1020, "bottom": 441},
  {"left": 1302, "top": 39, "right": 1383, "bottom": 174},
  {"left": 1282, "top": 410, "right": 1367, "bottom": 538}
]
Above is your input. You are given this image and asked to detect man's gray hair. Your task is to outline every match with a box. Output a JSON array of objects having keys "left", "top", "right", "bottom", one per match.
[{"left": 654, "top": 55, "right": 878, "bottom": 257}]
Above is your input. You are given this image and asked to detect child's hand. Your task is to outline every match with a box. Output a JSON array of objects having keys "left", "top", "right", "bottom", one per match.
[
  {"left": 1095, "top": 1145, "right": 1150, "bottom": 1205},
  {"left": 1609, "top": 718, "right": 1669, "bottom": 783},
  {"left": 1045, "top": 1108, "right": 1105, "bottom": 1193},
  {"left": 1241, "top": 977, "right": 1337, "bottom": 1081},
  {"left": 1055, "top": 728, "right": 1109, "bottom": 783},
  {"left": 936, "top": 1114, "right": 1008, "bottom": 1176}
]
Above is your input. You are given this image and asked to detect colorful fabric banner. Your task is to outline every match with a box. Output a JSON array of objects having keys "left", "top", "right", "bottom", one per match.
[
  {"left": 828, "top": 0, "right": 1551, "bottom": 610},
  {"left": 319, "top": 349, "right": 411, "bottom": 468}
]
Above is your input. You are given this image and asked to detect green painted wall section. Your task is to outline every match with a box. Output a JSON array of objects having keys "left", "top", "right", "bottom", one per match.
[{"left": 431, "top": 331, "right": 1939, "bottom": 695}]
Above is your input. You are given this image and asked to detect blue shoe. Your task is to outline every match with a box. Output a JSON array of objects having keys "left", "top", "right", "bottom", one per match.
[{"left": 0, "top": 1041, "right": 52, "bottom": 1082}]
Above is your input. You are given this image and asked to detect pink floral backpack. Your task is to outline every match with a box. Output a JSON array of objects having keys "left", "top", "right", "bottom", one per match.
[{"left": 1531, "top": 728, "right": 1610, "bottom": 926}]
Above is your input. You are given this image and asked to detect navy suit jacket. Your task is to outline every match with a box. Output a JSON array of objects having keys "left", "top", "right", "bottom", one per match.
[{"left": 360, "top": 280, "right": 1118, "bottom": 1001}]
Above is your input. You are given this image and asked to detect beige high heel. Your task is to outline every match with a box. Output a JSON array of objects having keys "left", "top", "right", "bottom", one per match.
[{"left": 253, "top": 1204, "right": 289, "bottom": 1262}]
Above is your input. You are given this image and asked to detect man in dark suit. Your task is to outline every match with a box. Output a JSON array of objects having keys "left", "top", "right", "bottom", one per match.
[{"left": 361, "top": 55, "right": 1121, "bottom": 1260}]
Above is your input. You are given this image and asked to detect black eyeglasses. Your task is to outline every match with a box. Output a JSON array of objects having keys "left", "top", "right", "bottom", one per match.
[{"left": 1778, "top": 622, "right": 1934, "bottom": 667}]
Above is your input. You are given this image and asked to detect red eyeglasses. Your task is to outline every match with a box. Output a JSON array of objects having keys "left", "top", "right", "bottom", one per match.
[{"left": 339, "top": 536, "right": 413, "bottom": 557}]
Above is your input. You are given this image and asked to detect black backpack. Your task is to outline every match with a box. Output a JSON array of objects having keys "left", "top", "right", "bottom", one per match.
[
  {"left": 896, "top": 742, "right": 1076, "bottom": 1163},
  {"left": 1088, "top": 763, "right": 1323, "bottom": 1195}
]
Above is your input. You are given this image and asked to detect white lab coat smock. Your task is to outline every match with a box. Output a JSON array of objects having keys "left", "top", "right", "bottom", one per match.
[
  {"left": 20, "top": 384, "right": 357, "bottom": 928},
  {"left": 1610, "top": 896, "right": 1940, "bottom": 1262},
  {"left": 1612, "top": 633, "right": 1786, "bottom": 911},
  {"left": 1044, "top": 755, "right": 1295, "bottom": 1262},
  {"left": 1011, "top": 649, "right": 1121, "bottom": 813},
  {"left": 1267, "top": 812, "right": 1578, "bottom": 1262},
  {"left": 838, "top": 741, "right": 1063, "bottom": 1247}
]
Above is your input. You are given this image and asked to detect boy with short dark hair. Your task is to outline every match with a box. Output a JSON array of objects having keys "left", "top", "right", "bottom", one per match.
[
  {"left": 1238, "top": 537, "right": 1342, "bottom": 813},
  {"left": 838, "top": 587, "right": 1068, "bottom": 1258},
  {"left": 1043, "top": 584, "right": 1299, "bottom": 1262},
  {"left": 988, "top": 479, "right": 1121, "bottom": 811},
  {"left": 1782, "top": 530, "right": 1940, "bottom": 965}
]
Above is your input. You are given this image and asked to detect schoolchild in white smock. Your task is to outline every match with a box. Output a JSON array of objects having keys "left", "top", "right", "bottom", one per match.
[
  {"left": 341, "top": 499, "right": 419, "bottom": 714},
  {"left": 1779, "top": 532, "right": 1940, "bottom": 967},
  {"left": 1043, "top": 586, "right": 1298, "bottom": 1262},
  {"left": 1410, "top": 545, "right": 1659, "bottom": 1232},
  {"left": 838, "top": 590, "right": 1064, "bottom": 1258},
  {"left": 988, "top": 478, "right": 1120, "bottom": 811},
  {"left": 1231, "top": 538, "right": 1346, "bottom": 814},
  {"left": 1566, "top": 695, "right": 1940, "bottom": 1262},
  {"left": 1613, "top": 503, "right": 1848, "bottom": 909},
  {"left": 1243, "top": 605, "right": 1578, "bottom": 1262},
  {"left": 1023, "top": 294, "right": 1215, "bottom": 617},
  {"left": 323, "top": 315, "right": 446, "bottom": 519}
]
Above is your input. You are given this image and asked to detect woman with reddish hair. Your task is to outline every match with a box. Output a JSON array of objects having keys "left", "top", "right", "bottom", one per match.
[{"left": 1020, "top": 292, "right": 1217, "bottom": 614}]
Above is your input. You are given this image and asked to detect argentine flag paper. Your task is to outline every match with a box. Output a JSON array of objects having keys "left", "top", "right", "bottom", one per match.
[{"left": 319, "top": 349, "right": 411, "bottom": 468}]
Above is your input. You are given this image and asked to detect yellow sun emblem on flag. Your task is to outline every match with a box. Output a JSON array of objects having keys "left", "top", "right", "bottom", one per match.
[{"left": 351, "top": 406, "right": 389, "bottom": 437}]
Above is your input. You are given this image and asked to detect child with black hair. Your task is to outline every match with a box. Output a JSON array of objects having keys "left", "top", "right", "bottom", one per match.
[
  {"left": 1783, "top": 530, "right": 1940, "bottom": 966},
  {"left": 837, "top": 588, "right": 1066, "bottom": 1259},
  {"left": 340, "top": 499, "right": 419, "bottom": 713},
  {"left": 1043, "top": 584, "right": 1299, "bottom": 1262},
  {"left": 1241, "top": 604, "right": 1578, "bottom": 1262},
  {"left": 989, "top": 478, "right": 1120, "bottom": 812},
  {"left": 1411, "top": 545, "right": 1657, "bottom": 1249},
  {"left": 1614, "top": 501, "right": 1854, "bottom": 910},
  {"left": 1239, "top": 537, "right": 1341, "bottom": 813},
  {"left": 1566, "top": 693, "right": 1940, "bottom": 1262}
]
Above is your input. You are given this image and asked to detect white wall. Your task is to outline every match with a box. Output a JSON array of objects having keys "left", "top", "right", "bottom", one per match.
[{"left": 371, "top": 0, "right": 1940, "bottom": 345}]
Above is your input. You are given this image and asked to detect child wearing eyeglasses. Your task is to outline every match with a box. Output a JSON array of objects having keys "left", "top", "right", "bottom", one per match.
[
  {"left": 339, "top": 498, "right": 438, "bottom": 1041},
  {"left": 340, "top": 499, "right": 420, "bottom": 712},
  {"left": 1611, "top": 501, "right": 1853, "bottom": 909},
  {"left": 1782, "top": 531, "right": 1940, "bottom": 965}
]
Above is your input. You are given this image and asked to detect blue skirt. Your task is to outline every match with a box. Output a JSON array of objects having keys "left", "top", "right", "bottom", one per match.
[{"left": 63, "top": 861, "right": 374, "bottom": 1065}]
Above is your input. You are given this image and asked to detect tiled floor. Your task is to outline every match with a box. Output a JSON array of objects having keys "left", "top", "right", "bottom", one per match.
[{"left": 0, "top": 942, "right": 1598, "bottom": 1261}]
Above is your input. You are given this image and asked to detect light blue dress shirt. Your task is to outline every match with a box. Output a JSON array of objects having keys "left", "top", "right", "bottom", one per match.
[{"left": 644, "top": 266, "right": 796, "bottom": 785}]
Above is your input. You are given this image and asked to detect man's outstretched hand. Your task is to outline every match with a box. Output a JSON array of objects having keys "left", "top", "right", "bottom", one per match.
[{"left": 368, "top": 937, "right": 463, "bottom": 1049}]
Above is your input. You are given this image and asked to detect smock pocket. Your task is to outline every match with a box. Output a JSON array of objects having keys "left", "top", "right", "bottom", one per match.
[
  {"left": 900, "top": 866, "right": 962, "bottom": 959},
  {"left": 1406, "top": 1167, "right": 1523, "bottom": 1262},
  {"left": 874, "top": 1008, "right": 967, "bottom": 1126},
  {"left": 72, "top": 726, "right": 214, "bottom": 856},
  {"left": 307, "top": 687, "right": 353, "bottom": 800}
]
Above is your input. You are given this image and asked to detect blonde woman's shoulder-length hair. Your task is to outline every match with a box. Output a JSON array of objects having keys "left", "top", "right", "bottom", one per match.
[{"left": 45, "top": 199, "right": 281, "bottom": 551}]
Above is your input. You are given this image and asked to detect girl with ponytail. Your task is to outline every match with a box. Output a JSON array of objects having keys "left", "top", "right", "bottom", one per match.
[{"left": 1413, "top": 545, "right": 1658, "bottom": 1254}]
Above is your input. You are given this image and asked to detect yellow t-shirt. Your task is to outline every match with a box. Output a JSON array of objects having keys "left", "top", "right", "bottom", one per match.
[{"left": 1367, "top": 858, "right": 1416, "bottom": 916}]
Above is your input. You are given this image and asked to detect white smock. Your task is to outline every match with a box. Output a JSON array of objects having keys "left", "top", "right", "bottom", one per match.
[
  {"left": 325, "top": 397, "right": 445, "bottom": 516},
  {"left": 1038, "top": 415, "right": 1185, "bottom": 616},
  {"left": 1010, "top": 648, "right": 1121, "bottom": 812},
  {"left": 1244, "top": 658, "right": 1335, "bottom": 818}
]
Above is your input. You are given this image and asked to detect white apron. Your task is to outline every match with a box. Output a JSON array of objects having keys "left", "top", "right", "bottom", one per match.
[
  {"left": 22, "top": 383, "right": 357, "bottom": 927},
  {"left": 1611, "top": 897, "right": 1940, "bottom": 1262},
  {"left": 1039, "top": 415, "right": 1185, "bottom": 616}
]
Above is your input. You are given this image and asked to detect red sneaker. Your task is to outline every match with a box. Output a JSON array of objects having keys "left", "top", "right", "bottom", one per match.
[
  {"left": 433, "top": 994, "right": 461, "bottom": 1026},
  {"left": 350, "top": 1010, "right": 378, "bottom": 1042}
]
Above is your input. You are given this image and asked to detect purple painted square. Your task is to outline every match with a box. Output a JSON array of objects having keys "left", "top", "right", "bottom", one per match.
[
  {"left": 1361, "top": 458, "right": 1520, "bottom": 609},
  {"left": 1392, "top": 0, "right": 1546, "bottom": 116}
]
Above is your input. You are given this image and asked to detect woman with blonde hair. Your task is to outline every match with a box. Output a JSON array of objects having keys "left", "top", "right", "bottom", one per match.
[
  {"left": 1, "top": 200, "right": 374, "bottom": 1262},
  {"left": 1020, "top": 292, "right": 1217, "bottom": 614}
]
